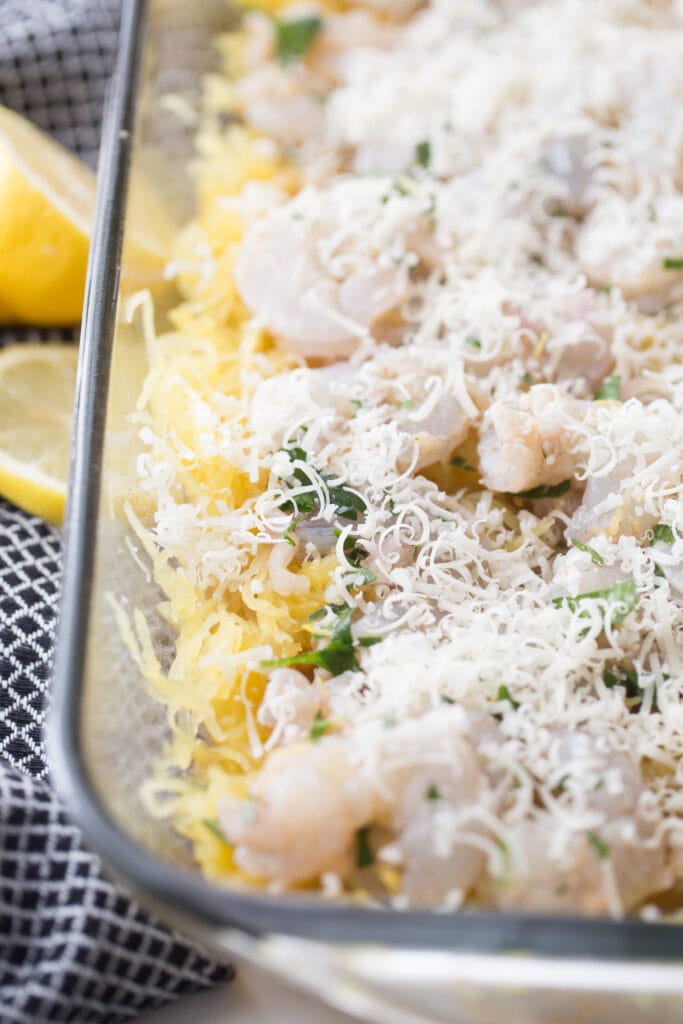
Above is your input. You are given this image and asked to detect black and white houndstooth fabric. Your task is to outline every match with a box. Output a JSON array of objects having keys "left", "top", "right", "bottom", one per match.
[{"left": 0, "top": 3, "right": 232, "bottom": 1021}]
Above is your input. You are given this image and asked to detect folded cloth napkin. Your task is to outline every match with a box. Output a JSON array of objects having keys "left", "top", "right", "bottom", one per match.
[{"left": 0, "top": 3, "right": 232, "bottom": 1021}]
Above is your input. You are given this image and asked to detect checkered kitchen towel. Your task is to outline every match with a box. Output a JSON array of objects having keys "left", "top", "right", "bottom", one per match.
[{"left": 0, "top": 3, "right": 232, "bottom": 1021}]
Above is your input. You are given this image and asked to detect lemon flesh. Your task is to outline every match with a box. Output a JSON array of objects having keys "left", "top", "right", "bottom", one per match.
[
  {"left": 0, "top": 106, "right": 96, "bottom": 326},
  {"left": 0, "top": 343, "right": 78, "bottom": 523}
]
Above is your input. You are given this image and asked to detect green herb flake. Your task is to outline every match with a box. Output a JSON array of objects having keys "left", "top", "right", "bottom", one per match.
[
  {"left": 263, "top": 606, "right": 379, "bottom": 678},
  {"left": 450, "top": 455, "right": 477, "bottom": 472},
  {"left": 465, "top": 334, "right": 482, "bottom": 349},
  {"left": 283, "top": 515, "right": 301, "bottom": 547},
  {"left": 202, "top": 819, "right": 229, "bottom": 843},
  {"left": 513, "top": 479, "right": 571, "bottom": 500},
  {"left": 552, "top": 579, "right": 637, "bottom": 625},
  {"left": 521, "top": 372, "right": 533, "bottom": 388},
  {"left": 571, "top": 539, "right": 604, "bottom": 565},
  {"left": 278, "top": 444, "right": 367, "bottom": 522},
  {"left": 663, "top": 257, "right": 683, "bottom": 270},
  {"left": 310, "top": 711, "right": 332, "bottom": 742},
  {"left": 275, "top": 15, "right": 323, "bottom": 64},
  {"left": 587, "top": 832, "right": 610, "bottom": 860},
  {"left": 415, "top": 140, "right": 431, "bottom": 168},
  {"left": 425, "top": 784, "right": 441, "bottom": 801},
  {"left": 356, "top": 827, "right": 374, "bottom": 868},
  {"left": 348, "top": 567, "right": 378, "bottom": 587},
  {"left": 325, "top": 482, "right": 367, "bottom": 522},
  {"left": 652, "top": 523, "right": 675, "bottom": 546},
  {"left": 593, "top": 375, "right": 621, "bottom": 402},
  {"left": 441, "top": 694, "right": 456, "bottom": 705},
  {"left": 350, "top": 399, "right": 363, "bottom": 414},
  {"left": 603, "top": 664, "right": 640, "bottom": 700},
  {"left": 496, "top": 684, "right": 520, "bottom": 710},
  {"left": 308, "top": 603, "right": 346, "bottom": 623}
]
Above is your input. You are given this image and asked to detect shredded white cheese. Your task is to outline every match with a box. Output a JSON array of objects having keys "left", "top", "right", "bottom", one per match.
[{"left": 138, "top": 0, "right": 683, "bottom": 915}]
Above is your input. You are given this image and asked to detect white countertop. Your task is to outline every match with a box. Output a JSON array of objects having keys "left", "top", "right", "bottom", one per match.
[{"left": 135, "top": 966, "right": 367, "bottom": 1024}]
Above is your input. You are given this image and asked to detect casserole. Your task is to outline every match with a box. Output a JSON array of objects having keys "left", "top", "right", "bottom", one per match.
[{"left": 50, "top": 1, "right": 683, "bottom": 1020}]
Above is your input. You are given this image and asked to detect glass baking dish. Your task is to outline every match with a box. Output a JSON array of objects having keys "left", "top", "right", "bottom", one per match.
[{"left": 49, "top": 1, "right": 683, "bottom": 1020}]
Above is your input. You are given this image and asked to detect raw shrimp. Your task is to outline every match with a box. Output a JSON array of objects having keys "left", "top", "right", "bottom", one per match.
[
  {"left": 550, "top": 545, "right": 626, "bottom": 600},
  {"left": 218, "top": 739, "right": 382, "bottom": 883},
  {"left": 357, "top": 345, "right": 476, "bottom": 471},
  {"left": 248, "top": 363, "right": 357, "bottom": 444},
  {"left": 489, "top": 732, "right": 670, "bottom": 915},
  {"left": 234, "top": 179, "right": 426, "bottom": 358},
  {"left": 478, "top": 385, "right": 586, "bottom": 494},
  {"left": 257, "top": 668, "right": 323, "bottom": 746},
  {"left": 381, "top": 715, "right": 488, "bottom": 904},
  {"left": 567, "top": 463, "right": 659, "bottom": 544},
  {"left": 539, "top": 288, "right": 615, "bottom": 392},
  {"left": 235, "top": 65, "right": 326, "bottom": 148},
  {"left": 577, "top": 194, "right": 683, "bottom": 303},
  {"left": 403, "top": 393, "right": 471, "bottom": 471}
]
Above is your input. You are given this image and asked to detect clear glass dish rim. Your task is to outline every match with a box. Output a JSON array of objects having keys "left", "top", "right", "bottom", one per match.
[{"left": 48, "top": 0, "right": 683, "bottom": 964}]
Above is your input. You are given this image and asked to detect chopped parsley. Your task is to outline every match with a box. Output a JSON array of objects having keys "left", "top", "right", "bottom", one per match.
[
  {"left": 283, "top": 515, "right": 301, "bottom": 546},
  {"left": 278, "top": 445, "right": 367, "bottom": 522},
  {"left": 450, "top": 455, "right": 477, "bottom": 472},
  {"left": 415, "top": 140, "right": 431, "bottom": 167},
  {"left": 593, "top": 375, "right": 621, "bottom": 401},
  {"left": 465, "top": 334, "right": 482, "bottom": 349},
  {"left": 603, "top": 664, "right": 640, "bottom": 700},
  {"left": 308, "top": 603, "right": 346, "bottom": 623},
  {"left": 275, "top": 15, "right": 323, "bottom": 64},
  {"left": 587, "top": 832, "right": 610, "bottom": 860},
  {"left": 310, "top": 711, "right": 332, "bottom": 742},
  {"left": 496, "top": 684, "right": 520, "bottom": 710},
  {"left": 440, "top": 694, "right": 456, "bottom": 704},
  {"left": 337, "top": 533, "right": 377, "bottom": 586},
  {"left": 652, "top": 523, "right": 675, "bottom": 546},
  {"left": 348, "top": 567, "right": 378, "bottom": 586},
  {"left": 552, "top": 578, "right": 637, "bottom": 625},
  {"left": 425, "top": 784, "right": 441, "bottom": 801},
  {"left": 663, "top": 256, "right": 683, "bottom": 270},
  {"left": 202, "top": 819, "right": 229, "bottom": 843},
  {"left": 356, "top": 827, "right": 374, "bottom": 868},
  {"left": 262, "top": 606, "right": 379, "bottom": 677},
  {"left": 513, "top": 479, "right": 571, "bottom": 500},
  {"left": 570, "top": 539, "right": 604, "bottom": 565}
]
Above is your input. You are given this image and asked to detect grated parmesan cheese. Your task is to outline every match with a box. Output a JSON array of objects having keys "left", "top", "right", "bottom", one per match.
[{"left": 132, "top": 0, "right": 683, "bottom": 915}]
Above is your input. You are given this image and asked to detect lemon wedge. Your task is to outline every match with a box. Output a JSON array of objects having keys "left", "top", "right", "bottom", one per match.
[
  {"left": 0, "top": 105, "right": 176, "bottom": 326},
  {"left": 0, "top": 343, "right": 78, "bottom": 523},
  {"left": 0, "top": 105, "right": 95, "bottom": 326}
]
